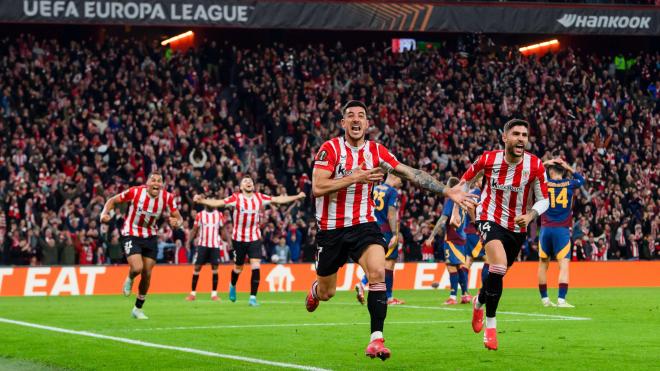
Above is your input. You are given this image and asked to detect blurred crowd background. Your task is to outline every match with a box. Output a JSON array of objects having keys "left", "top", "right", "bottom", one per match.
[{"left": 0, "top": 32, "right": 657, "bottom": 266}]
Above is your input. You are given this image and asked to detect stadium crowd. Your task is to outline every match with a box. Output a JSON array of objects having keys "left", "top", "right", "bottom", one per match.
[{"left": 0, "top": 33, "right": 658, "bottom": 266}]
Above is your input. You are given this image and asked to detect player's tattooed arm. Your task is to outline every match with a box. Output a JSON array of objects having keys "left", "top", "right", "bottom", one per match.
[
  {"left": 389, "top": 164, "right": 446, "bottom": 194},
  {"left": 390, "top": 164, "right": 479, "bottom": 209}
]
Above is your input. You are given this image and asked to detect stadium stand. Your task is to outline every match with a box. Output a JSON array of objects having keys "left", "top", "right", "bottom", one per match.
[{"left": 0, "top": 33, "right": 657, "bottom": 265}]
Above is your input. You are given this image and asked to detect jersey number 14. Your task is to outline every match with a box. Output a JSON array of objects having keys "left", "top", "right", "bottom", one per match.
[{"left": 548, "top": 187, "right": 568, "bottom": 208}]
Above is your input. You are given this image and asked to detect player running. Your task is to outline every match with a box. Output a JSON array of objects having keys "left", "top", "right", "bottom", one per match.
[
  {"left": 306, "top": 100, "right": 477, "bottom": 360},
  {"left": 355, "top": 173, "right": 404, "bottom": 306},
  {"left": 462, "top": 119, "right": 549, "bottom": 350},
  {"left": 538, "top": 158, "right": 585, "bottom": 308},
  {"left": 194, "top": 177, "right": 305, "bottom": 306},
  {"left": 186, "top": 204, "right": 227, "bottom": 302},
  {"left": 100, "top": 171, "right": 183, "bottom": 320}
]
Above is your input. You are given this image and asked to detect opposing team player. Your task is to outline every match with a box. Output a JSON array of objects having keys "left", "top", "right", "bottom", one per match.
[
  {"left": 194, "top": 177, "right": 305, "bottom": 306},
  {"left": 538, "top": 158, "right": 584, "bottom": 308},
  {"left": 186, "top": 204, "right": 227, "bottom": 301},
  {"left": 462, "top": 119, "right": 549, "bottom": 350},
  {"left": 307, "top": 100, "right": 477, "bottom": 360},
  {"left": 100, "top": 171, "right": 183, "bottom": 319},
  {"left": 355, "top": 173, "right": 404, "bottom": 306},
  {"left": 464, "top": 173, "right": 487, "bottom": 301}
]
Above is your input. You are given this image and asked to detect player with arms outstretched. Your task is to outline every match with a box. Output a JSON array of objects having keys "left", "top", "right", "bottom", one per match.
[
  {"left": 186, "top": 204, "right": 228, "bottom": 301},
  {"left": 462, "top": 119, "right": 549, "bottom": 350},
  {"left": 100, "top": 171, "right": 183, "bottom": 319},
  {"left": 355, "top": 173, "right": 404, "bottom": 306},
  {"left": 194, "top": 177, "right": 305, "bottom": 306},
  {"left": 538, "top": 158, "right": 585, "bottom": 308},
  {"left": 307, "top": 100, "right": 477, "bottom": 360}
]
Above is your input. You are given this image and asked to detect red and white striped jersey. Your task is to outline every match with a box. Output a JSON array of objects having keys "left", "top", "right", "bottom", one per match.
[
  {"left": 222, "top": 192, "right": 272, "bottom": 242},
  {"left": 461, "top": 150, "right": 548, "bottom": 233},
  {"left": 193, "top": 209, "right": 225, "bottom": 248},
  {"left": 313, "top": 137, "right": 400, "bottom": 231},
  {"left": 118, "top": 186, "right": 178, "bottom": 238}
]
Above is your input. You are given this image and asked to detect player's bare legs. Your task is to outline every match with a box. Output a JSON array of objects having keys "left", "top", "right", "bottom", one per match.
[
  {"left": 557, "top": 258, "right": 573, "bottom": 307},
  {"left": 186, "top": 264, "right": 203, "bottom": 301},
  {"left": 474, "top": 240, "right": 507, "bottom": 350},
  {"left": 358, "top": 244, "right": 390, "bottom": 360},
  {"left": 132, "top": 256, "right": 155, "bottom": 320},
  {"left": 537, "top": 259, "right": 555, "bottom": 307},
  {"left": 315, "top": 273, "right": 338, "bottom": 301},
  {"left": 123, "top": 254, "right": 143, "bottom": 296},
  {"left": 306, "top": 272, "right": 336, "bottom": 312}
]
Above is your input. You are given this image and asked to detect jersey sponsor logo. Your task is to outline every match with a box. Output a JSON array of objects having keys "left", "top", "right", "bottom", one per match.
[
  {"left": 490, "top": 179, "right": 524, "bottom": 193},
  {"left": 137, "top": 206, "right": 157, "bottom": 216},
  {"left": 336, "top": 164, "right": 349, "bottom": 177}
]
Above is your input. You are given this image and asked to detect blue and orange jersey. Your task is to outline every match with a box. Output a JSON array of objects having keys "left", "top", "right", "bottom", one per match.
[
  {"left": 372, "top": 183, "right": 399, "bottom": 233},
  {"left": 443, "top": 199, "right": 468, "bottom": 245},
  {"left": 541, "top": 173, "right": 585, "bottom": 227},
  {"left": 464, "top": 187, "right": 481, "bottom": 235}
]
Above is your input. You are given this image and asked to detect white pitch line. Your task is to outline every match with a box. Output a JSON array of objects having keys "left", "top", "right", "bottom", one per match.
[
  {"left": 258, "top": 301, "right": 592, "bottom": 321},
  {"left": 109, "top": 318, "right": 586, "bottom": 333},
  {"left": 396, "top": 304, "right": 592, "bottom": 321},
  {"left": 0, "top": 317, "right": 330, "bottom": 371}
]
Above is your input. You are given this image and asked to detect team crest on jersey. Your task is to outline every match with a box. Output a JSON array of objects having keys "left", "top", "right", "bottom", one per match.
[
  {"left": 522, "top": 170, "right": 530, "bottom": 178},
  {"left": 363, "top": 151, "right": 373, "bottom": 166}
]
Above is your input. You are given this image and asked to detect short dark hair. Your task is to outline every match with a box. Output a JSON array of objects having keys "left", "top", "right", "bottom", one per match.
[
  {"left": 503, "top": 119, "right": 529, "bottom": 132},
  {"left": 148, "top": 170, "right": 163, "bottom": 180},
  {"left": 342, "top": 100, "right": 368, "bottom": 116},
  {"left": 447, "top": 176, "right": 460, "bottom": 188},
  {"left": 548, "top": 165, "right": 564, "bottom": 175}
]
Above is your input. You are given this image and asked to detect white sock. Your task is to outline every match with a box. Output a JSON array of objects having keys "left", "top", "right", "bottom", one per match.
[
  {"left": 211, "top": 291, "right": 217, "bottom": 297},
  {"left": 476, "top": 297, "right": 484, "bottom": 309},
  {"left": 370, "top": 331, "right": 383, "bottom": 342},
  {"left": 558, "top": 298, "right": 566, "bottom": 304},
  {"left": 133, "top": 306, "right": 140, "bottom": 311},
  {"left": 450, "top": 295, "right": 457, "bottom": 300},
  {"left": 486, "top": 317, "right": 497, "bottom": 329},
  {"left": 250, "top": 295, "right": 256, "bottom": 300},
  {"left": 190, "top": 291, "right": 196, "bottom": 296}
]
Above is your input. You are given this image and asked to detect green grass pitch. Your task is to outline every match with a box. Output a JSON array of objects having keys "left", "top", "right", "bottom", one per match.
[{"left": 1, "top": 288, "right": 659, "bottom": 370}]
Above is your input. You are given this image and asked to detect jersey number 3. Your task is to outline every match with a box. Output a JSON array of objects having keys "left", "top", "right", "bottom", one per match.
[
  {"left": 548, "top": 188, "right": 568, "bottom": 208},
  {"left": 373, "top": 191, "right": 386, "bottom": 211}
]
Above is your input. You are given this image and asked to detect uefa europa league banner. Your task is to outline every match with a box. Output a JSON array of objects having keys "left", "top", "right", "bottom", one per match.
[{"left": 0, "top": 1, "right": 658, "bottom": 35}]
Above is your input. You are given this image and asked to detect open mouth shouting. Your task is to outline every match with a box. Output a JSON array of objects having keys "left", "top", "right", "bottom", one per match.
[{"left": 513, "top": 142, "right": 525, "bottom": 156}]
